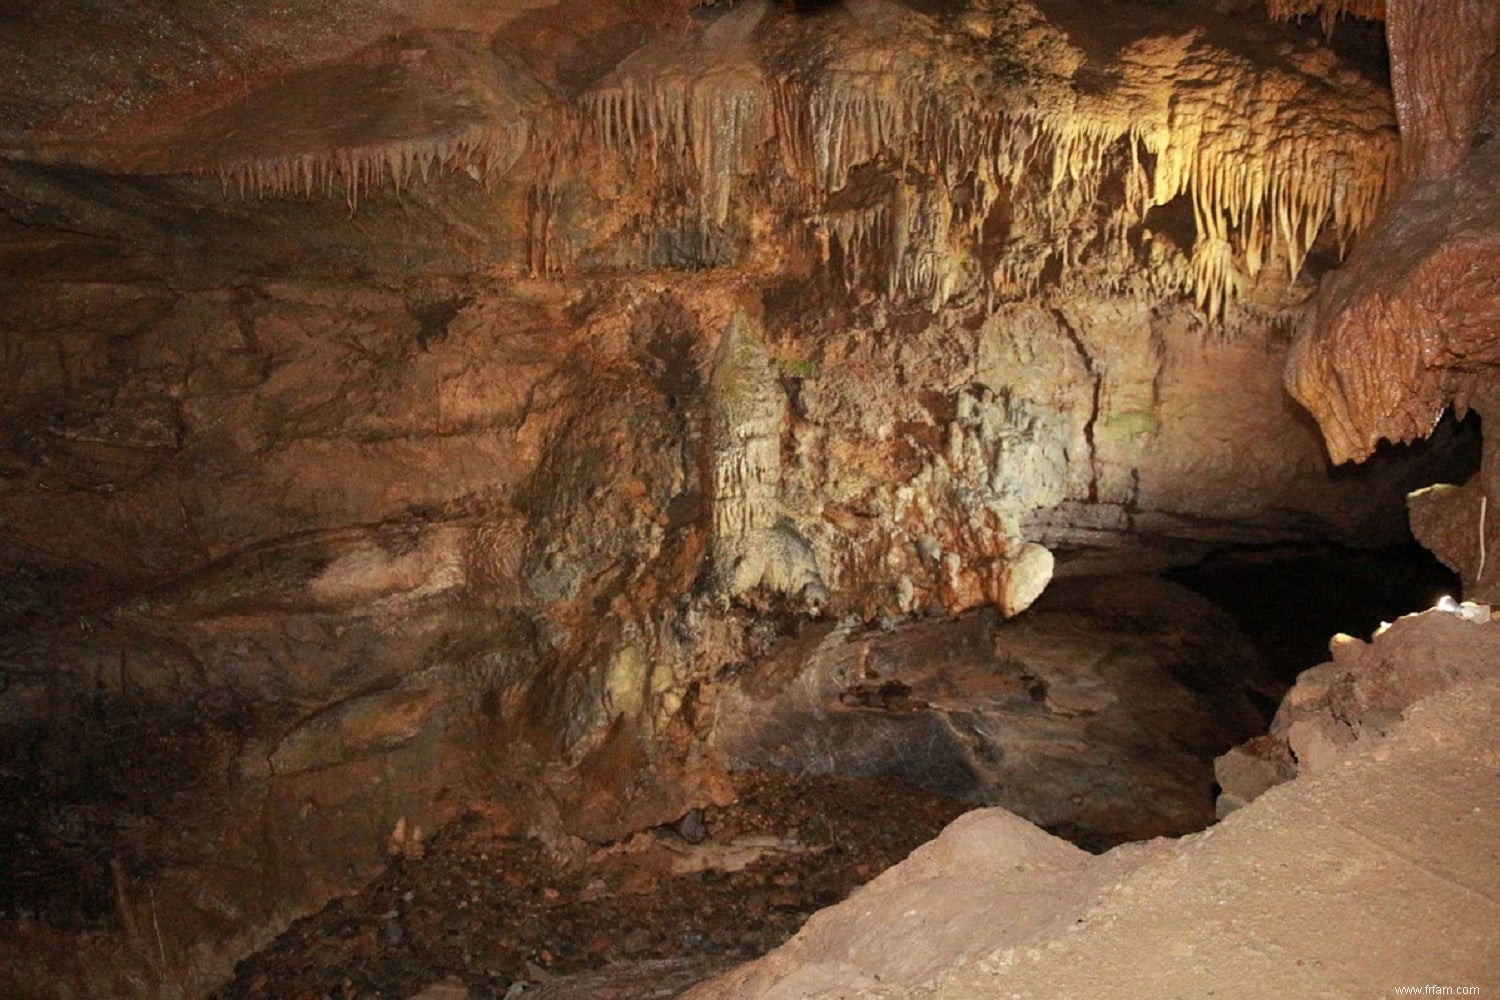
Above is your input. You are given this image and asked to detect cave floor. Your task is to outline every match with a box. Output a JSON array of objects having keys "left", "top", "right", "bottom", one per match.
[{"left": 209, "top": 771, "right": 967, "bottom": 1000}]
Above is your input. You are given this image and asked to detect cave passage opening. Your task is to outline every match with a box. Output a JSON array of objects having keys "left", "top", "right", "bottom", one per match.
[{"left": 1167, "top": 541, "right": 1461, "bottom": 690}]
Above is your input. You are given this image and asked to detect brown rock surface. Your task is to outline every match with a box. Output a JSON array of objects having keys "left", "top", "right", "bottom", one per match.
[
  {"left": 0, "top": 0, "right": 694, "bottom": 164},
  {"left": 714, "top": 575, "right": 1276, "bottom": 848},
  {"left": 1217, "top": 600, "right": 1500, "bottom": 810},
  {"left": 1284, "top": 0, "right": 1499, "bottom": 600},
  {"left": 1387, "top": 0, "right": 1497, "bottom": 185},
  {"left": 1286, "top": 140, "right": 1500, "bottom": 469},
  {"left": 682, "top": 807, "right": 1113, "bottom": 1000}
]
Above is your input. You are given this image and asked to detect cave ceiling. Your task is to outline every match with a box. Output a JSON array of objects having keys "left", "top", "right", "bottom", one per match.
[{"left": 1, "top": 0, "right": 1400, "bottom": 322}]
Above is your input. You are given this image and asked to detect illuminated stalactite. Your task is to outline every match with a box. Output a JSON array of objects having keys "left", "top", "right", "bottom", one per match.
[
  {"left": 109, "top": 2, "right": 1400, "bottom": 322},
  {"left": 581, "top": 0, "right": 1397, "bottom": 320},
  {"left": 580, "top": 0, "right": 770, "bottom": 233},
  {"left": 1266, "top": 0, "right": 1386, "bottom": 35}
]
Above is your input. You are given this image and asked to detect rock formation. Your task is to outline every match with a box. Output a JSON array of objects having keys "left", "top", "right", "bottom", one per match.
[
  {"left": 1285, "top": 0, "right": 1499, "bottom": 600},
  {"left": 714, "top": 575, "right": 1276, "bottom": 849},
  {"left": 708, "top": 310, "right": 828, "bottom": 605},
  {"left": 1215, "top": 598, "right": 1499, "bottom": 815}
]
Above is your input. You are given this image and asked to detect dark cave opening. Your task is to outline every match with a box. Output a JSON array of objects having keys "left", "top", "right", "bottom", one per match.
[{"left": 1167, "top": 541, "right": 1462, "bottom": 689}]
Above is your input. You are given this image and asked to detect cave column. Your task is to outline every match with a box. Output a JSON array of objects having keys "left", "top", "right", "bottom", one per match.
[
  {"left": 1387, "top": 0, "right": 1498, "bottom": 185},
  {"left": 1285, "top": 0, "right": 1499, "bottom": 605},
  {"left": 1390, "top": 0, "right": 1500, "bottom": 605}
]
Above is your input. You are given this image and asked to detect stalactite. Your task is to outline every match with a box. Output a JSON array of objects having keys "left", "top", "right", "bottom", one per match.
[
  {"left": 581, "top": 0, "right": 771, "bottom": 232},
  {"left": 1267, "top": 0, "right": 1387, "bottom": 34},
  {"left": 576, "top": 0, "right": 1394, "bottom": 320},
  {"left": 157, "top": 30, "right": 553, "bottom": 206},
  {"left": 172, "top": 1, "right": 1399, "bottom": 322},
  {"left": 213, "top": 122, "right": 535, "bottom": 209}
]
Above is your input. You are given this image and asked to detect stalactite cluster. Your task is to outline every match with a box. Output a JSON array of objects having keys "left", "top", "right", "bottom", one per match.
[
  {"left": 1267, "top": 0, "right": 1386, "bottom": 34},
  {"left": 217, "top": 122, "right": 535, "bottom": 205},
  {"left": 139, "top": 29, "right": 553, "bottom": 206},
  {"left": 122, "top": 1, "right": 1400, "bottom": 322},
  {"left": 581, "top": 0, "right": 1397, "bottom": 319}
]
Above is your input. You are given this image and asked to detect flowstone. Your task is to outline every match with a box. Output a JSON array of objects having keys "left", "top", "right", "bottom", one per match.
[{"left": 708, "top": 310, "right": 827, "bottom": 606}]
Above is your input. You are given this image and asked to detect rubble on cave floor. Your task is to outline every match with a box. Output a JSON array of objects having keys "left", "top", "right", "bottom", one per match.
[{"left": 208, "top": 771, "right": 965, "bottom": 1000}]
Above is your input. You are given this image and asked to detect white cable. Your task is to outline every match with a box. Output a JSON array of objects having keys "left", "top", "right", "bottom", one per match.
[{"left": 1478, "top": 494, "right": 1488, "bottom": 582}]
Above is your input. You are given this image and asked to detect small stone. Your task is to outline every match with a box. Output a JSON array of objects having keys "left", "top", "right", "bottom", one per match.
[
  {"left": 676, "top": 808, "right": 708, "bottom": 844},
  {"left": 1328, "top": 632, "right": 1366, "bottom": 663},
  {"left": 1286, "top": 719, "right": 1348, "bottom": 774},
  {"left": 407, "top": 977, "right": 469, "bottom": 1000},
  {"left": 621, "top": 928, "right": 653, "bottom": 954},
  {"left": 996, "top": 542, "right": 1054, "bottom": 617},
  {"left": 1213, "top": 736, "right": 1295, "bottom": 816}
]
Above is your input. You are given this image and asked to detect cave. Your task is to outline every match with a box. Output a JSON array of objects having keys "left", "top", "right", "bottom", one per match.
[{"left": 1, "top": 0, "right": 1496, "bottom": 996}]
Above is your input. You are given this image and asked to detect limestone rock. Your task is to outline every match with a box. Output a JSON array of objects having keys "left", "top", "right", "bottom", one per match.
[
  {"left": 695, "top": 670, "right": 1500, "bottom": 1000},
  {"left": 709, "top": 310, "right": 827, "bottom": 605},
  {"left": 680, "top": 807, "right": 1103, "bottom": 1000},
  {"left": 1409, "top": 477, "right": 1497, "bottom": 604},
  {"left": 1215, "top": 605, "right": 1500, "bottom": 812},
  {"left": 1284, "top": 139, "right": 1500, "bottom": 470},
  {"left": 1212, "top": 736, "right": 1294, "bottom": 818},
  {"left": 130, "top": 29, "right": 554, "bottom": 202},
  {"left": 0, "top": 1, "right": 1481, "bottom": 993},
  {"left": 408, "top": 977, "right": 471, "bottom": 1000},
  {"left": 995, "top": 540, "right": 1053, "bottom": 617},
  {"left": 1284, "top": 0, "right": 1499, "bottom": 601},
  {"left": 268, "top": 687, "right": 446, "bottom": 776}
]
